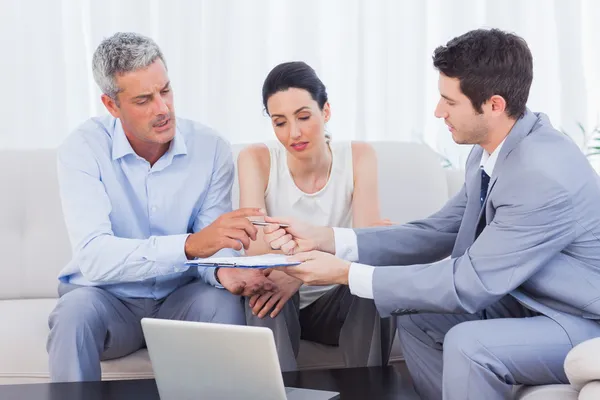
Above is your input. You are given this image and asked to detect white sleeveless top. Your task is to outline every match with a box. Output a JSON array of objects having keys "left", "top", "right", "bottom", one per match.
[{"left": 265, "top": 141, "right": 354, "bottom": 309}]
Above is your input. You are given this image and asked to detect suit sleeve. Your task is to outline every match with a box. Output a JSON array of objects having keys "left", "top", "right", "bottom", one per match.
[
  {"left": 355, "top": 184, "right": 467, "bottom": 266},
  {"left": 371, "top": 171, "right": 575, "bottom": 317}
]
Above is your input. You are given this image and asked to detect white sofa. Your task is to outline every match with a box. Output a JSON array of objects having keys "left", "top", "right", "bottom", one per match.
[{"left": 0, "top": 142, "right": 598, "bottom": 399}]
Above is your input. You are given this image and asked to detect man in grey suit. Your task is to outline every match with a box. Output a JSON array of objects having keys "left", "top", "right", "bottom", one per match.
[{"left": 262, "top": 29, "right": 600, "bottom": 399}]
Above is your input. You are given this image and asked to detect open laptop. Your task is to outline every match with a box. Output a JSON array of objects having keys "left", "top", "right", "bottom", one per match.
[{"left": 141, "top": 318, "right": 340, "bottom": 400}]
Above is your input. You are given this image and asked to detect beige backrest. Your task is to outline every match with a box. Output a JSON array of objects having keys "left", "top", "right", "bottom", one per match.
[
  {"left": 0, "top": 143, "right": 464, "bottom": 300},
  {"left": 0, "top": 150, "right": 70, "bottom": 299},
  {"left": 231, "top": 141, "right": 456, "bottom": 224}
]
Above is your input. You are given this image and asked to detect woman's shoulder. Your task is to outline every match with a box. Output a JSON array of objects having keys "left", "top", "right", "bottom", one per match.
[
  {"left": 350, "top": 141, "right": 376, "bottom": 166},
  {"left": 350, "top": 141, "right": 375, "bottom": 156},
  {"left": 330, "top": 140, "right": 375, "bottom": 156},
  {"left": 237, "top": 143, "right": 271, "bottom": 176}
]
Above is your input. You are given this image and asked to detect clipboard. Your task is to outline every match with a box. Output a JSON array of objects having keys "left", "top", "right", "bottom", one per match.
[{"left": 185, "top": 254, "right": 300, "bottom": 269}]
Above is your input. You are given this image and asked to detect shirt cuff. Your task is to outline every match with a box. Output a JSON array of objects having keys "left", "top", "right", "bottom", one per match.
[
  {"left": 194, "top": 248, "right": 236, "bottom": 288},
  {"left": 333, "top": 227, "right": 359, "bottom": 262},
  {"left": 153, "top": 233, "right": 190, "bottom": 263},
  {"left": 197, "top": 266, "right": 224, "bottom": 288},
  {"left": 152, "top": 233, "right": 191, "bottom": 274},
  {"left": 348, "top": 263, "right": 375, "bottom": 299}
]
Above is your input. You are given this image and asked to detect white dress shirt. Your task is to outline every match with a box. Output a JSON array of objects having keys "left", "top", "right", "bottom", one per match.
[{"left": 342, "top": 140, "right": 506, "bottom": 299}]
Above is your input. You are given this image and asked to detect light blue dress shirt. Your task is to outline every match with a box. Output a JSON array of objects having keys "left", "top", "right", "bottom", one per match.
[{"left": 57, "top": 116, "right": 235, "bottom": 299}]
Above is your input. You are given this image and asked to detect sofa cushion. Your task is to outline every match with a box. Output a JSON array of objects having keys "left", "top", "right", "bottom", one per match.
[
  {"left": 0, "top": 150, "right": 71, "bottom": 300},
  {"left": 0, "top": 299, "right": 57, "bottom": 383},
  {"left": 0, "top": 298, "right": 358, "bottom": 384},
  {"left": 0, "top": 299, "right": 152, "bottom": 384},
  {"left": 513, "top": 384, "right": 578, "bottom": 400},
  {"left": 370, "top": 141, "right": 450, "bottom": 224},
  {"left": 579, "top": 381, "right": 600, "bottom": 400},
  {"left": 100, "top": 349, "right": 154, "bottom": 381},
  {"left": 564, "top": 337, "right": 600, "bottom": 390}
]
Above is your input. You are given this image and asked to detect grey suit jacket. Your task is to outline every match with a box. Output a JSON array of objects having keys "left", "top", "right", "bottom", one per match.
[{"left": 358, "top": 110, "right": 600, "bottom": 343}]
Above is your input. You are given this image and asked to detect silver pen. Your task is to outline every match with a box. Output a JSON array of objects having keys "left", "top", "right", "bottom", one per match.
[{"left": 251, "top": 221, "right": 290, "bottom": 228}]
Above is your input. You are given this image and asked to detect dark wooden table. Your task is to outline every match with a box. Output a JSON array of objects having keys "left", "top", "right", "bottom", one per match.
[{"left": 0, "top": 366, "right": 419, "bottom": 399}]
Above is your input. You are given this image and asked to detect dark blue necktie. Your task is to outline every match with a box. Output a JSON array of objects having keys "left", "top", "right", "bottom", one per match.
[
  {"left": 480, "top": 168, "right": 490, "bottom": 207},
  {"left": 476, "top": 168, "right": 490, "bottom": 239}
]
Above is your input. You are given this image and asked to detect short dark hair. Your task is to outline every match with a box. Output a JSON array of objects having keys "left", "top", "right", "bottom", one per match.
[
  {"left": 432, "top": 28, "right": 533, "bottom": 119},
  {"left": 262, "top": 61, "right": 328, "bottom": 115}
]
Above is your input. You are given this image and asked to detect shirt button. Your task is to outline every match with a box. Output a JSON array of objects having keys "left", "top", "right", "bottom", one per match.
[{"left": 151, "top": 206, "right": 157, "bottom": 212}]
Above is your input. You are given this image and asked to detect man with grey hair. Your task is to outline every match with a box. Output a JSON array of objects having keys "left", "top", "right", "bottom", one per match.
[{"left": 47, "top": 32, "right": 275, "bottom": 382}]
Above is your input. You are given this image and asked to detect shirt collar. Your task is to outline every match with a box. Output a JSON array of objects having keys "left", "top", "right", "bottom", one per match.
[
  {"left": 111, "top": 119, "right": 136, "bottom": 160},
  {"left": 480, "top": 138, "right": 506, "bottom": 176},
  {"left": 158, "top": 127, "right": 187, "bottom": 169},
  {"left": 111, "top": 118, "right": 187, "bottom": 162}
]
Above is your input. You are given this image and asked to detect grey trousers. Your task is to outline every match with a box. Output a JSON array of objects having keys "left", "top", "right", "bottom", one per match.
[
  {"left": 245, "top": 285, "right": 377, "bottom": 371},
  {"left": 396, "top": 295, "right": 600, "bottom": 400},
  {"left": 47, "top": 280, "right": 245, "bottom": 382}
]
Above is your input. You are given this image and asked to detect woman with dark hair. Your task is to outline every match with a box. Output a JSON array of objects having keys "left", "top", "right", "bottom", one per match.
[{"left": 237, "top": 61, "right": 390, "bottom": 371}]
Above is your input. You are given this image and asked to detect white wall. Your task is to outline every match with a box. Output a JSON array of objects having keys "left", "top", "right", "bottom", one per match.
[{"left": 1, "top": 0, "right": 598, "bottom": 168}]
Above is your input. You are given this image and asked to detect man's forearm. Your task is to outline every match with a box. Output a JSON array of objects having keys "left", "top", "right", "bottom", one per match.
[
  {"left": 74, "top": 233, "right": 190, "bottom": 283},
  {"left": 184, "top": 230, "right": 222, "bottom": 259}
]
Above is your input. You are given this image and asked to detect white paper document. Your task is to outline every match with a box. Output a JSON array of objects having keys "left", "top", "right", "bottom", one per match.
[{"left": 185, "top": 254, "right": 300, "bottom": 268}]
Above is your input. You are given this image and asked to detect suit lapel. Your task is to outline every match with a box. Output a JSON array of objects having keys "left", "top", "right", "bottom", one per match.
[
  {"left": 452, "top": 110, "right": 539, "bottom": 257},
  {"left": 485, "top": 111, "right": 538, "bottom": 199},
  {"left": 452, "top": 147, "right": 484, "bottom": 257}
]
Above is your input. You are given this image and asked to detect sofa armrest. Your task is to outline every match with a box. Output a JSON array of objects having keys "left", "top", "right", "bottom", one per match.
[
  {"left": 579, "top": 381, "right": 600, "bottom": 400},
  {"left": 564, "top": 337, "right": 600, "bottom": 391}
]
